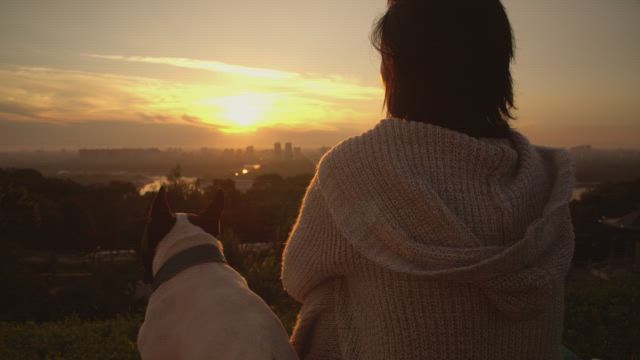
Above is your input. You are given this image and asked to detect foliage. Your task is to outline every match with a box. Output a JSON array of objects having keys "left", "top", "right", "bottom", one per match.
[
  {"left": 571, "top": 179, "right": 640, "bottom": 264},
  {"left": 0, "top": 168, "right": 312, "bottom": 253},
  {"left": 0, "top": 316, "right": 141, "bottom": 360},
  {"left": 210, "top": 228, "right": 300, "bottom": 333},
  {"left": 0, "top": 259, "right": 144, "bottom": 322},
  {"left": 564, "top": 275, "right": 640, "bottom": 359},
  {"left": 0, "top": 168, "right": 144, "bottom": 251},
  {"left": 242, "top": 247, "right": 300, "bottom": 334},
  {"left": 571, "top": 178, "right": 640, "bottom": 231}
]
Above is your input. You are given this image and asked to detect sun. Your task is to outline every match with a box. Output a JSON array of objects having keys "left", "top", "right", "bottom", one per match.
[
  {"left": 224, "top": 96, "right": 260, "bottom": 127},
  {"left": 219, "top": 94, "right": 267, "bottom": 128}
]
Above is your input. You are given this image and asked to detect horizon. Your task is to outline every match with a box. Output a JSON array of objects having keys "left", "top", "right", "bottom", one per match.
[
  {"left": 2, "top": 143, "right": 640, "bottom": 154},
  {"left": 1, "top": 0, "right": 639, "bottom": 150}
]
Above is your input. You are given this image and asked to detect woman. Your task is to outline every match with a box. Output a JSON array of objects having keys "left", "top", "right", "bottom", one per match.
[{"left": 281, "top": 1, "right": 575, "bottom": 359}]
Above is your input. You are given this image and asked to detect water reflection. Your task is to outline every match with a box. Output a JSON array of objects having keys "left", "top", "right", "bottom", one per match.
[
  {"left": 139, "top": 176, "right": 199, "bottom": 195},
  {"left": 572, "top": 186, "right": 595, "bottom": 201}
]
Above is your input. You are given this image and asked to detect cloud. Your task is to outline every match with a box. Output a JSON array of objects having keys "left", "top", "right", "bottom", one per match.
[
  {"left": 3, "top": 63, "right": 638, "bottom": 150},
  {"left": 0, "top": 100, "right": 47, "bottom": 120},
  {"left": 88, "top": 54, "right": 298, "bottom": 80},
  {"left": 87, "top": 54, "right": 383, "bottom": 101},
  {"left": 0, "top": 66, "right": 155, "bottom": 123},
  {"left": 0, "top": 63, "right": 384, "bottom": 148},
  {"left": 0, "top": 118, "right": 225, "bottom": 150},
  {"left": 0, "top": 118, "right": 363, "bottom": 150},
  {"left": 0, "top": 64, "right": 382, "bottom": 133}
]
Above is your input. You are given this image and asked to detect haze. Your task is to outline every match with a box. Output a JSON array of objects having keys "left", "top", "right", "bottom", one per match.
[{"left": 0, "top": 0, "right": 638, "bottom": 150}]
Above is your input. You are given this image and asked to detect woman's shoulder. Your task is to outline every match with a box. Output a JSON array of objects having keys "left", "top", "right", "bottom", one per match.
[{"left": 316, "top": 119, "right": 393, "bottom": 171}]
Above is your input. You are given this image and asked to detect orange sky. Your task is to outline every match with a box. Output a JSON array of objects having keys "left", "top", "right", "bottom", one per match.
[{"left": 0, "top": 0, "right": 638, "bottom": 150}]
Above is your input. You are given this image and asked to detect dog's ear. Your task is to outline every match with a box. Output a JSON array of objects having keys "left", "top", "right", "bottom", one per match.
[
  {"left": 141, "top": 186, "right": 175, "bottom": 283},
  {"left": 149, "top": 186, "right": 172, "bottom": 222},
  {"left": 203, "top": 189, "right": 224, "bottom": 219},
  {"left": 191, "top": 189, "right": 224, "bottom": 237}
]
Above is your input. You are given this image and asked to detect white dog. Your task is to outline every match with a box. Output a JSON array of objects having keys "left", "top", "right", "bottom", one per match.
[{"left": 137, "top": 188, "right": 298, "bottom": 360}]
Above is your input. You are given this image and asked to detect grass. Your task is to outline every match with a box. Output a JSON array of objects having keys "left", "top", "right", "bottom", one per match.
[
  {"left": 563, "top": 273, "right": 640, "bottom": 359},
  {"left": 2, "top": 271, "right": 637, "bottom": 359},
  {"left": 0, "top": 317, "right": 142, "bottom": 360},
  {"left": 0, "top": 308, "right": 298, "bottom": 359}
]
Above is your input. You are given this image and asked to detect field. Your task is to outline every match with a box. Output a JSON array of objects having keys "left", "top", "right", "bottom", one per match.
[
  {"left": 0, "top": 304, "right": 300, "bottom": 360},
  {"left": 1, "top": 169, "right": 639, "bottom": 359},
  {"left": 1, "top": 267, "right": 638, "bottom": 359},
  {"left": 0, "top": 317, "right": 141, "bottom": 360}
]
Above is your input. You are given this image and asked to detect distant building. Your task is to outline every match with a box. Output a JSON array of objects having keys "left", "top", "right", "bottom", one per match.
[
  {"left": 199, "top": 147, "right": 216, "bottom": 156},
  {"left": 284, "top": 142, "right": 293, "bottom": 161},
  {"left": 222, "top": 148, "right": 234, "bottom": 160},
  {"left": 294, "top": 146, "right": 302, "bottom": 159},
  {"left": 245, "top": 146, "right": 255, "bottom": 161},
  {"left": 274, "top": 142, "right": 282, "bottom": 161},
  {"left": 569, "top": 145, "right": 593, "bottom": 160}
]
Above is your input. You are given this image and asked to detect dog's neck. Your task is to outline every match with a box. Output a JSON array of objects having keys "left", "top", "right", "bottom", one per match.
[{"left": 152, "top": 213, "right": 223, "bottom": 276}]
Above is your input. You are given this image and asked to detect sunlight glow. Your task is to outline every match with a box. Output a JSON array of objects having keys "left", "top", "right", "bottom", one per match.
[
  {"left": 0, "top": 65, "right": 383, "bottom": 138},
  {"left": 224, "top": 95, "right": 262, "bottom": 127},
  {"left": 208, "top": 94, "right": 275, "bottom": 132}
]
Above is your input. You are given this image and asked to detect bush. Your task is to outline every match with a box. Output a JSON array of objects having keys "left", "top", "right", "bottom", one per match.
[
  {"left": 242, "top": 247, "right": 300, "bottom": 334},
  {"left": 0, "top": 259, "right": 145, "bottom": 322}
]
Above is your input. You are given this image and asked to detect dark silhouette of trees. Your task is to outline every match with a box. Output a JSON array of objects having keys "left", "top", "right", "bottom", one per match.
[
  {"left": 0, "top": 168, "right": 313, "bottom": 253},
  {"left": 0, "top": 167, "right": 312, "bottom": 322},
  {"left": 0, "top": 168, "right": 144, "bottom": 252},
  {"left": 571, "top": 178, "right": 640, "bottom": 264}
]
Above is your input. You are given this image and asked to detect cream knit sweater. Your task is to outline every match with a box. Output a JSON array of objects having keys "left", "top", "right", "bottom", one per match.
[{"left": 281, "top": 118, "right": 575, "bottom": 360}]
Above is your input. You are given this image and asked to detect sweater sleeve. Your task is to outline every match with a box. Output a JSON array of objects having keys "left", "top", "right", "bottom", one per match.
[{"left": 281, "top": 173, "right": 352, "bottom": 303}]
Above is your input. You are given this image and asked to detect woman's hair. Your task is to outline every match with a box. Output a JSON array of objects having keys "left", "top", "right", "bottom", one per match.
[{"left": 372, "top": 0, "right": 515, "bottom": 138}]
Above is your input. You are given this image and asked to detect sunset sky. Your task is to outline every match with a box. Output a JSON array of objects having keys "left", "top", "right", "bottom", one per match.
[{"left": 0, "top": 0, "right": 638, "bottom": 150}]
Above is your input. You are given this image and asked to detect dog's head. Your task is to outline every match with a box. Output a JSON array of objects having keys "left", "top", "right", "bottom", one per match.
[{"left": 140, "top": 187, "right": 224, "bottom": 283}]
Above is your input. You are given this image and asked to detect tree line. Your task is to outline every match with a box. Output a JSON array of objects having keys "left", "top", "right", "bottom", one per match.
[{"left": 0, "top": 167, "right": 312, "bottom": 253}]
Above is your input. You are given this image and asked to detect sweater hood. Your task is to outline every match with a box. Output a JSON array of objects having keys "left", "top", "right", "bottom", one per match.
[{"left": 316, "top": 118, "right": 575, "bottom": 319}]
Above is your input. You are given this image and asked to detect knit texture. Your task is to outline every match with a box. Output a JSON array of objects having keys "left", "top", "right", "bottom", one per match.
[{"left": 281, "top": 118, "right": 575, "bottom": 359}]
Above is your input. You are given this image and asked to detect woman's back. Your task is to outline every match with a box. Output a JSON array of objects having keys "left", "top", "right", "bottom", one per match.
[
  {"left": 281, "top": 118, "right": 575, "bottom": 359},
  {"left": 282, "top": 1, "right": 575, "bottom": 358}
]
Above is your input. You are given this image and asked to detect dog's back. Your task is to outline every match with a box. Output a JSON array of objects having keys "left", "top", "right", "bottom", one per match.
[{"left": 138, "top": 214, "right": 297, "bottom": 360}]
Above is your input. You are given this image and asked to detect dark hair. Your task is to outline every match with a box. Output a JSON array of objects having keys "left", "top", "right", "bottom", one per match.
[{"left": 372, "top": 0, "right": 515, "bottom": 138}]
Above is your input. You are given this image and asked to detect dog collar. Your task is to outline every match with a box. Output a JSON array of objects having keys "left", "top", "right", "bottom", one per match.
[{"left": 152, "top": 243, "right": 226, "bottom": 292}]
